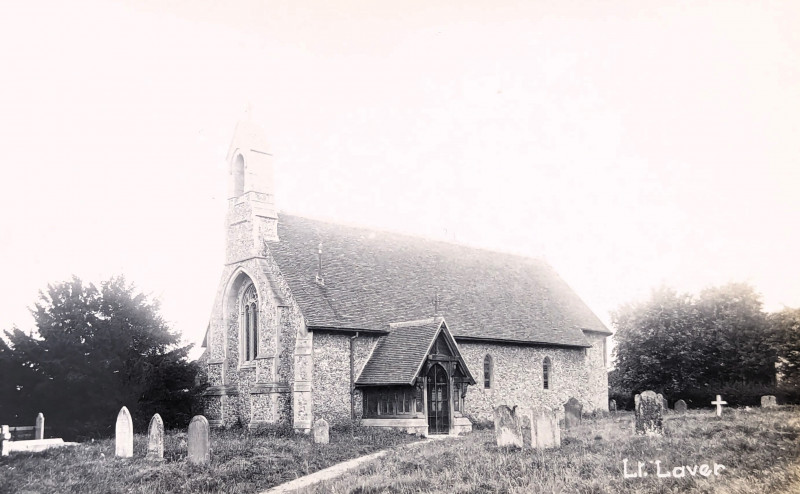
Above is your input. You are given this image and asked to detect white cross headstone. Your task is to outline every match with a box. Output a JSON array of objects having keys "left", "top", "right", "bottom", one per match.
[{"left": 711, "top": 395, "right": 727, "bottom": 417}]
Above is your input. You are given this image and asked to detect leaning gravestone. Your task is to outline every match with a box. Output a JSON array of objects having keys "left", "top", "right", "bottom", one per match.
[
  {"left": 761, "top": 395, "right": 777, "bottom": 408},
  {"left": 188, "top": 415, "right": 210, "bottom": 465},
  {"left": 531, "top": 408, "right": 561, "bottom": 449},
  {"left": 674, "top": 399, "right": 688, "bottom": 413},
  {"left": 35, "top": 413, "right": 44, "bottom": 440},
  {"left": 493, "top": 405, "right": 523, "bottom": 448},
  {"left": 634, "top": 391, "right": 663, "bottom": 436},
  {"left": 563, "top": 398, "right": 582, "bottom": 429},
  {"left": 661, "top": 396, "right": 669, "bottom": 413},
  {"left": 147, "top": 413, "right": 164, "bottom": 461},
  {"left": 313, "top": 418, "right": 329, "bottom": 444},
  {"left": 609, "top": 399, "right": 617, "bottom": 412},
  {"left": 115, "top": 406, "right": 134, "bottom": 458}
]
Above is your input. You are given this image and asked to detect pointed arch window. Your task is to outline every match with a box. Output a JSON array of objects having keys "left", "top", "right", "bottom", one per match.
[
  {"left": 241, "top": 283, "right": 259, "bottom": 361},
  {"left": 483, "top": 354, "right": 493, "bottom": 389},
  {"left": 543, "top": 357, "right": 551, "bottom": 390}
]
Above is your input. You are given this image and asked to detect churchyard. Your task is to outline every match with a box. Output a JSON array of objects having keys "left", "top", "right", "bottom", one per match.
[{"left": 1, "top": 402, "right": 798, "bottom": 493}]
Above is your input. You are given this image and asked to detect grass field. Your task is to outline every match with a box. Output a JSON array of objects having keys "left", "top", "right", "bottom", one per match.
[
  {"left": 306, "top": 407, "right": 800, "bottom": 494},
  {"left": 2, "top": 408, "right": 799, "bottom": 494},
  {"left": 0, "top": 425, "right": 418, "bottom": 494}
]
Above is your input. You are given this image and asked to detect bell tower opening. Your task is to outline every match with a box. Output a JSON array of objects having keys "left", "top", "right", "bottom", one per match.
[{"left": 232, "top": 154, "right": 245, "bottom": 198}]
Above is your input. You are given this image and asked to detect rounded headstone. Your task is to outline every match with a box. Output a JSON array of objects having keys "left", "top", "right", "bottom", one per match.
[
  {"left": 674, "top": 399, "right": 688, "bottom": 413},
  {"left": 563, "top": 398, "right": 582, "bottom": 429},
  {"left": 634, "top": 391, "right": 664, "bottom": 436},
  {"left": 35, "top": 413, "right": 44, "bottom": 440},
  {"left": 187, "top": 415, "right": 210, "bottom": 465}
]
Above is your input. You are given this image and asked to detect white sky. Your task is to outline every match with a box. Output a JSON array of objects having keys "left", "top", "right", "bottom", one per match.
[{"left": 1, "top": 0, "right": 798, "bottom": 358}]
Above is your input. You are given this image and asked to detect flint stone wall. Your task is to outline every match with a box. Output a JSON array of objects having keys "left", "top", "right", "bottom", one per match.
[
  {"left": 459, "top": 331, "right": 608, "bottom": 422},
  {"left": 312, "top": 332, "right": 378, "bottom": 427},
  {"left": 203, "top": 240, "right": 302, "bottom": 428}
]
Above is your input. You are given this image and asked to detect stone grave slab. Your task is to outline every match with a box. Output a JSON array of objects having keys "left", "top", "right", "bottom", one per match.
[
  {"left": 761, "top": 395, "right": 777, "bottom": 408},
  {"left": 35, "top": 413, "right": 44, "bottom": 440},
  {"left": 532, "top": 408, "right": 560, "bottom": 449},
  {"left": 674, "top": 399, "right": 687, "bottom": 413},
  {"left": 609, "top": 399, "right": 617, "bottom": 412},
  {"left": 493, "top": 405, "right": 523, "bottom": 448},
  {"left": 313, "top": 418, "right": 329, "bottom": 444}
]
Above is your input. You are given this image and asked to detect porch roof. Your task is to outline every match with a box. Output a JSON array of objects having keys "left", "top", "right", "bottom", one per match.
[{"left": 356, "top": 317, "right": 472, "bottom": 386}]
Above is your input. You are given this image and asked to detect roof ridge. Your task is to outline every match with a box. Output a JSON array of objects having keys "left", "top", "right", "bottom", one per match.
[{"left": 388, "top": 317, "right": 441, "bottom": 328}]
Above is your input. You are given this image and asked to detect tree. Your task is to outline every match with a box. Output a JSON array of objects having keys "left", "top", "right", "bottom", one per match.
[
  {"left": 611, "top": 282, "right": 777, "bottom": 403},
  {"left": 611, "top": 286, "right": 703, "bottom": 397},
  {"left": 1, "top": 276, "right": 201, "bottom": 439},
  {"left": 770, "top": 307, "right": 800, "bottom": 387}
]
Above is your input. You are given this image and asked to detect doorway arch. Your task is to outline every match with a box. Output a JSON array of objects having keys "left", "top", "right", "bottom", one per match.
[{"left": 427, "top": 363, "right": 449, "bottom": 434}]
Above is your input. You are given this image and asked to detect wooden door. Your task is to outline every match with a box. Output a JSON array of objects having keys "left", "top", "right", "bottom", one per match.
[{"left": 427, "top": 364, "right": 450, "bottom": 434}]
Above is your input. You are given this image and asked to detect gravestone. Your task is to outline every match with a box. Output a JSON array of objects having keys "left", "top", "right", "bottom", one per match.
[
  {"left": 711, "top": 395, "right": 727, "bottom": 417},
  {"left": 35, "top": 413, "right": 44, "bottom": 440},
  {"left": 761, "top": 395, "right": 777, "bottom": 408},
  {"left": 188, "top": 415, "right": 210, "bottom": 465},
  {"left": 493, "top": 405, "right": 523, "bottom": 448},
  {"left": 1, "top": 425, "right": 10, "bottom": 457},
  {"left": 563, "top": 398, "right": 582, "bottom": 429},
  {"left": 674, "top": 399, "right": 688, "bottom": 413},
  {"left": 115, "top": 406, "right": 134, "bottom": 458},
  {"left": 531, "top": 408, "right": 561, "bottom": 449},
  {"left": 634, "top": 391, "right": 663, "bottom": 436},
  {"left": 313, "top": 418, "right": 329, "bottom": 444},
  {"left": 662, "top": 396, "right": 669, "bottom": 412},
  {"left": 519, "top": 412, "right": 533, "bottom": 449},
  {"left": 609, "top": 399, "right": 617, "bottom": 412},
  {"left": 147, "top": 413, "right": 164, "bottom": 461}
]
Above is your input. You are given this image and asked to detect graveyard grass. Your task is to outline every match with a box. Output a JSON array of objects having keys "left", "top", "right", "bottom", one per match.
[
  {"left": 0, "top": 425, "right": 418, "bottom": 494},
  {"left": 307, "top": 407, "right": 800, "bottom": 494},
  {"left": 1, "top": 408, "right": 799, "bottom": 494}
]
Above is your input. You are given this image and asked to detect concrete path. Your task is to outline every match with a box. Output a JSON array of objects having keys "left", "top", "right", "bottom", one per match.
[
  {"left": 259, "top": 449, "right": 388, "bottom": 494},
  {"left": 260, "top": 436, "right": 459, "bottom": 494}
]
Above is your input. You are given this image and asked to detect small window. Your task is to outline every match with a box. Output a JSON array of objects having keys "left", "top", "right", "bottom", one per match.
[
  {"left": 483, "top": 355, "right": 493, "bottom": 389},
  {"left": 453, "top": 384, "right": 460, "bottom": 412},
  {"left": 543, "top": 357, "right": 551, "bottom": 390}
]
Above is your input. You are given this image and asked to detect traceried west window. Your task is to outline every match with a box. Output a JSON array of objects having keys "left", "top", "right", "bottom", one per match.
[
  {"left": 241, "top": 283, "right": 259, "bottom": 362},
  {"left": 543, "top": 357, "right": 551, "bottom": 390},
  {"left": 483, "top": 355, "right": 493, "bottom": 389}
]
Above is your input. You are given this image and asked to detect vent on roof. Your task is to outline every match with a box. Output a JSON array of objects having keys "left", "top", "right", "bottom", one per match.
[{"left": 315, "top": 242, "right": 325, "bottom": 286}]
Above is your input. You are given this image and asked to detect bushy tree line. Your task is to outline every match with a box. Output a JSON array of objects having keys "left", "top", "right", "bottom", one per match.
[
  {"left": 0, "top": 276, "right": 204, "bottom": 439},
  {"left": 610, "top": 283, "right": 800, "bottom": 409}
]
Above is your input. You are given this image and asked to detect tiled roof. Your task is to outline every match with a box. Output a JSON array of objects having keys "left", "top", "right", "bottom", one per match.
[
  {"left": 356, "top": 318, "right": 476, "bottom": 385},
  {"left": 267, "top": 214, "right": 610, "bottom": 347},
  {"left": 356, "top": 318, "right": 441, "bottom": 385}
]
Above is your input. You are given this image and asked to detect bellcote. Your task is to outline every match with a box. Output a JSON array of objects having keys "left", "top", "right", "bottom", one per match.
[{"left": 225, "top": 118, "right": 279, "bottom": 264}]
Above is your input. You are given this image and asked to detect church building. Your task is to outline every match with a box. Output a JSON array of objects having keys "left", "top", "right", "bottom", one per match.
[{"left": 201, "top": 121, "right": 611, "bottom": 436}]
